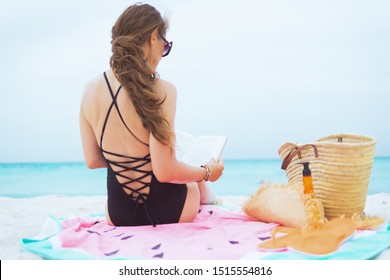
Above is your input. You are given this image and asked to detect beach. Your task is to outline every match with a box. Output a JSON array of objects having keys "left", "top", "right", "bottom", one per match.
[
  {"left": 1, "top": 194, "right": 390, "bottom": 260},
  {"left": 0, "top": 195, "right": 105, "bottom": 259}
]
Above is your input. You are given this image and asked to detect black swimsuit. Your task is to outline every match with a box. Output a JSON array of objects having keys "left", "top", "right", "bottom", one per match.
[{"left": 100, "top": 72, "right": 187, "bottom": 227}]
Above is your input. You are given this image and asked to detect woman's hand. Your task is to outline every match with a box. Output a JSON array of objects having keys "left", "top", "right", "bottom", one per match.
[{"left": 205, "top": 159, "right": 224, "bottom": 182}]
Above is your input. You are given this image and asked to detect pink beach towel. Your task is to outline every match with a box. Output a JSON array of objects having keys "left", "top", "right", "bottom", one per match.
[
  {"left": 49, "top": 205, "right": 278, "bottom": 259},
  {"left": 21, "top": 202, "right": 390, "bottom": 260}
]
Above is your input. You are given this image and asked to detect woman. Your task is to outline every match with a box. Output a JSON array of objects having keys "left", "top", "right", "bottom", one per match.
[{"left": 79, "top": 3, "right": 224, "bottom": 227}]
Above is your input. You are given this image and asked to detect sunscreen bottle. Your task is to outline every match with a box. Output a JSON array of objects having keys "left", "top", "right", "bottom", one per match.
[{"left": 300, "top": 162, "right": 314, "bottom": 197}]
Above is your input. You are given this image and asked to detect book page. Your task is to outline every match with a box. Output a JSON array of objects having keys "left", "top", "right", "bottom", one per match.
[
  {"left": 185, "top": 135, "right": 228, "bottom": 166},
  {"left": 175, "top": 130, "right": 196, "bottom": 162}
]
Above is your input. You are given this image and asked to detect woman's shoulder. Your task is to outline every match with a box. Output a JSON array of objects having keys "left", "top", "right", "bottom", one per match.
[
  {"left": 155, "top": 78, "right": 177, "bottom": 98},
  {"left": 81, "top": 73, "right": 105, "bottom": 103}
]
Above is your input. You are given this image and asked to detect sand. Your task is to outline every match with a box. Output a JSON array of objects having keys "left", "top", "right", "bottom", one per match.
[{"left": 1, "top": 194, "right": 389, "bottom": 260}]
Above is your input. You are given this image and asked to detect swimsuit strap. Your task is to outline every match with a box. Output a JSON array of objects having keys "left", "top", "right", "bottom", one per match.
[{"left": 101, "top": 72, "right": 149, "bottom": 148}]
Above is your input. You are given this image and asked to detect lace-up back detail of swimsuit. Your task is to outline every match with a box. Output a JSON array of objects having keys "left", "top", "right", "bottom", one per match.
[{"left": 100, "top": 72, "right": 152, "bottom": 205}]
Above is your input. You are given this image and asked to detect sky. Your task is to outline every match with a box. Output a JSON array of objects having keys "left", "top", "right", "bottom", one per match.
[{"left": 0, "top": 0, "right": 389, "bottom": 162}]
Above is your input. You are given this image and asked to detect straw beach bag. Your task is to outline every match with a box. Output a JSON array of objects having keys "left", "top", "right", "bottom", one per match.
[{"left": 278, "top": 134, "right": 377, "bottom": 219}]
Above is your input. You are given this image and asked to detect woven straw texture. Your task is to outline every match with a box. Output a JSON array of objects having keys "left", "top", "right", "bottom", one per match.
[
  {"left": 242, "top": 182, "right": 325, "bottom": 228},
  {"left": 278, "top": 134, "right": 376, "bottom": 219}
]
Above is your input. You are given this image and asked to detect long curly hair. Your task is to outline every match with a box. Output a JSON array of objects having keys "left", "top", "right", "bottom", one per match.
[{"left": 110, "top": 3, "right": 174, "bottom": 149}]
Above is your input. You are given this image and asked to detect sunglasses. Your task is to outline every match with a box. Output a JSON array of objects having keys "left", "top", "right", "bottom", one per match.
[{"left": 158, "top": 32, "right": 173, "bottom": 57}]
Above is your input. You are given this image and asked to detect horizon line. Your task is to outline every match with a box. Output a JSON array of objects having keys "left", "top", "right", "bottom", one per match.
[{"left": 1, "top": 156, "right": 390, "bottom": 165}]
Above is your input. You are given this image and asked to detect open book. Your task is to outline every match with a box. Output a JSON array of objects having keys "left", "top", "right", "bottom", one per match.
[{"left": 175, "top": 130, "right": 228, "bottom": 166}]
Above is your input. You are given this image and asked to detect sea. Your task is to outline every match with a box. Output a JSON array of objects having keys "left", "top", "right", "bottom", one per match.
[{"left": 0, "top": 158, "right": 389, "bottom": 198}]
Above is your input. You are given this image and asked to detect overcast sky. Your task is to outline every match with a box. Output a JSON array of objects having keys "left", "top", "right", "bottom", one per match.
[{"left": 1, "top": 0, "right": 389, "bottom": 162}]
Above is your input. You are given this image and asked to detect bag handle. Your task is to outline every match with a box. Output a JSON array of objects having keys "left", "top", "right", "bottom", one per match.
[{"left": 281, "top": 144, "right": 319, "bottom": 170}]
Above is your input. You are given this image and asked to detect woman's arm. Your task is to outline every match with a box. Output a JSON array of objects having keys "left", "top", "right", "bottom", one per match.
[
  {"left": 149, "top": 80, "right": 223, "bottom": 183},
  {"left": 79, "top": 91, "right": 107, "bottom": 169},
  {"left": 150, "top": 133, "right": 207, "bottom": 183}
]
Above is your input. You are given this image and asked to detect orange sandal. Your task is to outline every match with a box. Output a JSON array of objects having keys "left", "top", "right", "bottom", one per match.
[
  {"left": 258, "top": 227, "right": 301, "bottom": 251},
  {"left": 259, "top": 217, "right": 356, "bottom": 255}
]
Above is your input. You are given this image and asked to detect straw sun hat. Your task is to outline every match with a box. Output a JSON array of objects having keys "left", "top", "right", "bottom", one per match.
[{"left": 242, "top": 182, "right": 325, "bottom": 228}]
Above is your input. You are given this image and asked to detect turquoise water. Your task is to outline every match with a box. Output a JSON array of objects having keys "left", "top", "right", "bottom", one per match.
[{"left": 0, "top": 158, "right": 389, "bottom": 198}]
